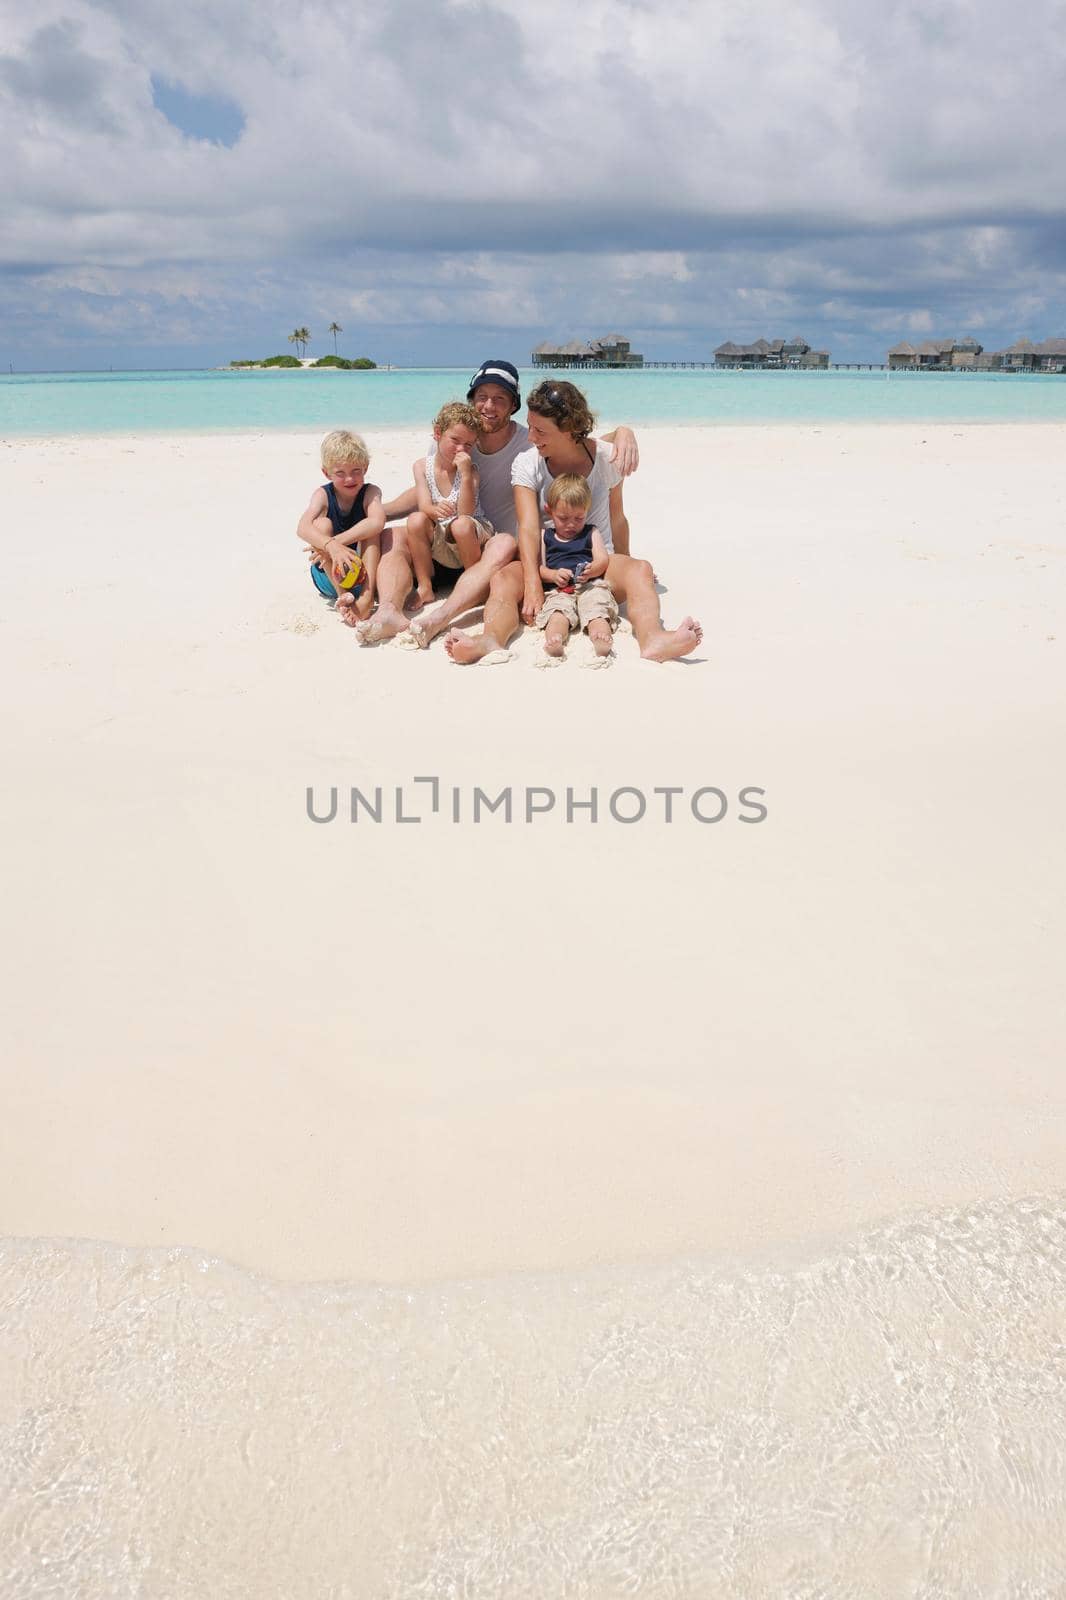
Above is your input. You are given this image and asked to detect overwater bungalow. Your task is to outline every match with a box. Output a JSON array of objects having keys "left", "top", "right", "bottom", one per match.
[
  {"left": 888, "top": 334, "right": 1066, "bottom": 373},
  {"left": 1034, "top": 338, "right": 1066, "bottom": 372},
  {"left": 531, "top": 334, "right": 644, "bottom": 368},
  {"left": 714, "top": 336, "right": 829, "bottom": 369},
  {"left": 1002, "top": 337, "right": 1066, "bottom": 373},
  {"left": 888, "top": 337, "right": 984, "bottom": 370}
]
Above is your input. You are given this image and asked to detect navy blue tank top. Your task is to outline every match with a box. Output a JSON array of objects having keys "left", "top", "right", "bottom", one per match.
[
  {"left": 543, "top": 521, "right": 594, "bottom": 572},
  {"left": 324, "top": 482, "right": 368, "bottom": 536}
]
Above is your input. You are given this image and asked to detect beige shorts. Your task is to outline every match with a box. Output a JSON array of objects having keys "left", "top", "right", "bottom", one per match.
[
  {"left": 430, "top": 514, "right": 494, "bottom": 570},
  {"left": 535, "top": 578, "right": 619, "bottom": 633}
]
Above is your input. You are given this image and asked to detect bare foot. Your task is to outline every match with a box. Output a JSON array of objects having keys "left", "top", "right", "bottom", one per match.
[
  {"left": 353, "top": 590, "right": 374, "bottom": 621},
  {"left": 414, "top": 586, "right": 437, "bottom": 610},
  {"left": 443, "top": 628, "right": 504, "bottom": 665},
  {"left": 587, "top": 620, "right": 614, "bottom": 657},
  {"left": 544, "top": 633, "right": 567, "bottom": 658},
  {"left": 335, "top": 595, "right": 361, "bottom": 629},
  {"left": 640, "top": 616, "right": 703, "bottom": 662},
  {"left": 355, "top": 604, "right": 409, "bottom": 645},
  {"left": 409, "top": 612, "right": 449, "bottom": 650}
]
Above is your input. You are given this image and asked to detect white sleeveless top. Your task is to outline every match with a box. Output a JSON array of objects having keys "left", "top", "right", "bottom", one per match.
[{"left": 426, "top": 442, "right": 487, "bottom": 524}]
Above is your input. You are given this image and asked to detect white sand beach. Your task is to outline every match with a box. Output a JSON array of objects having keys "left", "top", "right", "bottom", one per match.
[
  {"left": 1, "top": 421, "right": 1064, "bottom": 1282},
  {"left": 2, "top": 423, "right": 1065, "bottom": 1594}
]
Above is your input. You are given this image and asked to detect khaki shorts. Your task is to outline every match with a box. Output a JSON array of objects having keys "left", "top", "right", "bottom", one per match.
[
  {"left": 430, "top": 514, "right": 494, "bottom": 570},
  {"left": 535, "top": 578, "right": 619, "bottom": 633}
]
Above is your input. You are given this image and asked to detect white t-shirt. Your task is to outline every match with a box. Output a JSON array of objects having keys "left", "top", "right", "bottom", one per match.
[
  {"left": 472, "top": 422, "right": 530, "bottom": 535},
  {"left": 510, "top": 439, "right": 623, "bottom": 552}
]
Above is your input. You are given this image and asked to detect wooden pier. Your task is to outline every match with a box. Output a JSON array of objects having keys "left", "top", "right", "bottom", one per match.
[{"left": 528, "top": 359, "right": 1060, "bottom": 375}]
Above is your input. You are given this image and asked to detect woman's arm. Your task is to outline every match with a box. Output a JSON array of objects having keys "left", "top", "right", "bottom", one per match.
[
  {"left": 514, "top": 484, "right": 546, "bottom": 622},
  {"left": 607, "top": 484, "right": 630, "bottom": 557},
  {"left": 538, "top": 531, "right": 556, "bottom": 585},
  {"left": 597, "top": 426, "right": 639, "bottom": 476}
]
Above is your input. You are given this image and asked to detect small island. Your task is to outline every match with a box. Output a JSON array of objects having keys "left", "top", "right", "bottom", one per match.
[
  {"left": 229, "top": 354, "right": 377, "bottom": 370},
  {"left": 230, "top": 325, "right": 376, "bottom": 369}
]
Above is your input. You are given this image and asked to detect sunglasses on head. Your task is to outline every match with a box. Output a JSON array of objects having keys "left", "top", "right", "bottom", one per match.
[{"left": 536, "top": 385, "right": 567, "bottom": 412}]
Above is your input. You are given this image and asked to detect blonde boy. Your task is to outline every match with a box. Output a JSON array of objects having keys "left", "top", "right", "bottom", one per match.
[
  {"left": 407, "top": 402, "right": 494, "bottom": 609},
  {"left": 297, "top": 430, "right": 385, "bottom": 624},
  {"left": 536, "top": 474, "right": 618, "bottom": 660}
]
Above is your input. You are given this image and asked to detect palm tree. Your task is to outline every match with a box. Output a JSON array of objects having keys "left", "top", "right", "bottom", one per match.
[
  {"left": 288, "top": 329, "right": 302, "bottom": 357},
  {"left": 298, "top": 326, "right": 312, "bottom": 358},
  {"left": 328, "top": 321, "right": 342, "bottom": 356}
]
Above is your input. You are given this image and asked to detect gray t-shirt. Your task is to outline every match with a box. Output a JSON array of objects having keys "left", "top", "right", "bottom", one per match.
[
  {"left": 510, "top": 439, "right": 623, "bottom": 552},
  {"left": 472, "top": 422, "right": 530, "bottom": 535}
]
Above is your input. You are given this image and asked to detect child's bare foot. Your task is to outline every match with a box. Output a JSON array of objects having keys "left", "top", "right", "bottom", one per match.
[
  {"left": 640, "top": 617, "right": 703, "bottom": 662},
  {"left": 335, "top": 594, "right": 360, "bottom": 629},
  {"left": 544, "top": 616, "right": 570, "bottom": 657},
  {"left": 355, "top": 603, "right": 408, "bottom": 645},
  {"left": 414, "top": 586, "right": 437, "bottom": 610},
  {"left": 587, "top": 620, "right": 614, "bottom": 656},
  {"left": 443, "top": 628, "right": 510, "bottom": 665}
]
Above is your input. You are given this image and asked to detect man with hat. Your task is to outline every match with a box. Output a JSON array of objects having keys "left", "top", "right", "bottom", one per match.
[{"left": 361, "top": 360, "right": 638, "bottom": 647}]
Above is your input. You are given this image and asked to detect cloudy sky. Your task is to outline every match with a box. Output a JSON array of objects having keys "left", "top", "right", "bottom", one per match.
[{"left": 3, "top": 0, "right": 1065, "bottom": 369}]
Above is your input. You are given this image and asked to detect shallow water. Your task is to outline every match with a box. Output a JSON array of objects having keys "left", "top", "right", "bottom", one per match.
[
  {"left": 4, "top": 365, "right": 1066, "bottom": 435},
  {"left": 3, "top": 1194, "right": 1065, "bottom": 1597}
]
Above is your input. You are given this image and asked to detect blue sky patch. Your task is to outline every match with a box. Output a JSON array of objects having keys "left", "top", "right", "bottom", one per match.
[{"left": 151, "top": 76, "right": 244, "bottom": 147}]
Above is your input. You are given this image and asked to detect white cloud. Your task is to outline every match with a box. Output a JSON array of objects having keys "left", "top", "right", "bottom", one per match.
[{"left": 1, "top": 0, "right": 1065, "bottom": 362}]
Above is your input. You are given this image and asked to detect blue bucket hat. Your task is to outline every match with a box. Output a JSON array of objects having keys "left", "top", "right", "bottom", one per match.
[{"left": 467, "top": 359, "right": 521, "bottom": 413}]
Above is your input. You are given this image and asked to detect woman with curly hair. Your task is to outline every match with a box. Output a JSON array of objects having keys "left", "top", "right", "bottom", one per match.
[{"left": 443, "top": 379, "right": 702, "bottom": 665}]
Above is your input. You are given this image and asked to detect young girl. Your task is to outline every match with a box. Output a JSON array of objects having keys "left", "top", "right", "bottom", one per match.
[{"left": 406, "top": 402, "right": 494, "bottom": 608}]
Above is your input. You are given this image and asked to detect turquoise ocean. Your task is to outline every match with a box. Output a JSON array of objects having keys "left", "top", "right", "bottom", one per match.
[{"left": 4, "top": 365, "right": 1066, "bottom": 435}]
